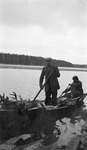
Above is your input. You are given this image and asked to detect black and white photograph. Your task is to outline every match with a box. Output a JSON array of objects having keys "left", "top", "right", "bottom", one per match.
[{"left": 0, "top": 0, "right": 87, "bottom": 149}]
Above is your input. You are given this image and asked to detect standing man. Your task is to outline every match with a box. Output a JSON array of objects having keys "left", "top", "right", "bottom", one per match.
[{"left": 39, "top": 58, "right": 60, "bottom": 106}]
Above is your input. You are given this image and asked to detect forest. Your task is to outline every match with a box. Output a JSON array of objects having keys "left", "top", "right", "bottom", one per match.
[{"left": 0, "top": 53, "right": 87, "bottom": 68}]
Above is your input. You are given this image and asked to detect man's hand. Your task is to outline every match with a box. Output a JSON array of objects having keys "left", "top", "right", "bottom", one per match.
[{"left": 40, "top": 83, "right": 43, "bottom": 89}]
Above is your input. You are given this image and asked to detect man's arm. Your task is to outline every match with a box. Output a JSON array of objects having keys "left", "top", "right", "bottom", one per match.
[
  {"left": 39, "top": 67, "right": 45, "bottom": 89},
  {"left": 56, "top": 67, "right": 60, "bottom": 78},
  {"left": 62, "top": 84, "right": 71, "bottom": 94}
]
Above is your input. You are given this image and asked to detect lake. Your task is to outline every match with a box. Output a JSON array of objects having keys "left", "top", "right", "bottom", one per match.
[{"left": 0, "top": 65, "right": 87, "bottom": 100}]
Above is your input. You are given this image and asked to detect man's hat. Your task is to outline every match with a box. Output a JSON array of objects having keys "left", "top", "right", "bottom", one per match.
[
  {"left": 46, "top": 58, "right": 52, "bottom": 62},
  {"left": 72, "top": 76, "right": 78, "bottom": 80}
]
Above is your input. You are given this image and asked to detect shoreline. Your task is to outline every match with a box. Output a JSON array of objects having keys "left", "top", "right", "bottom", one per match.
[{"left": 0, "top": 64, "right": 87, "bottom": 72}]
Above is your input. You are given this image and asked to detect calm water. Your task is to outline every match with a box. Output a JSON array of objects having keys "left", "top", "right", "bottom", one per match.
[{"left": 0, "top": 66, "right": 87, "bottom": 100}]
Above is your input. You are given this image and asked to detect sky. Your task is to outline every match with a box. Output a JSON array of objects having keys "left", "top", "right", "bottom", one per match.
[{"left": 0, "top": 0, "right": 87, "bottom": 64}]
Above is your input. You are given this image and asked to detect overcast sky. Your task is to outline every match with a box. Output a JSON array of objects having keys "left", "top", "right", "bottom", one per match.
[{"left": 0, "top": 0, "right": 87, "bottom": 64}]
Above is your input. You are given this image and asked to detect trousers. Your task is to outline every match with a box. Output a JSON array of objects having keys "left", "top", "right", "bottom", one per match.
[{"left": 45, "top": 88, "right": 57, "bottom": 106}]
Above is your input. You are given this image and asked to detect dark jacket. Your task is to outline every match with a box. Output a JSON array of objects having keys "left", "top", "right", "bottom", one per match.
[
  {"left": 70, "top": 80, "right": 83, "bottom": 97},
  {"left": 39, "top": 64, "right": 60, "bottom": 92},
  {"left": 64, "top": 80, "right": 83, "bottom": 98}
]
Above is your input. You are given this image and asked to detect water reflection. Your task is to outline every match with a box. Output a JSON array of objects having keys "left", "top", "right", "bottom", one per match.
[
  {"left": 56, "top": 97, "right": 87, "bottom": 147},
  {"left": 42, "top": 97, "right": 87, "bottom": 146}
]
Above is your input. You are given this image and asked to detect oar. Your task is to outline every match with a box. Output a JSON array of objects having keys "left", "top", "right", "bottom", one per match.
[
  {"left": 58, "top": 92, "right": 64, "bottom": 98},
  {"left": 58, "top": 84, "right": 71, "bottom": 99},
  {"left": 32, "top": 71, "right": 53, "bottom": 102}
]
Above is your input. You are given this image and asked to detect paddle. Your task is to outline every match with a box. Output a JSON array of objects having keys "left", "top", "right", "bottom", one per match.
[
  {"left": 58, "top": 92, "right": 64, "bottom": 98},
  {"left": 58, "top": 84, "right": 71, "bottom": 98},
  {"left": 32, "top": 71, "right": 53, "bottom": 102}
]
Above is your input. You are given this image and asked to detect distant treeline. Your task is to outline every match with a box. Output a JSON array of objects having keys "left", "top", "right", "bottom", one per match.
[
  {"left": 0, "top": 53, "right": 87, "bottom": 68},
  {"left": 0, "top": 53, "right": 73, "bottom": 67},
  {"left": 73, "top": 64, "right": 87, "bottom": 68}
]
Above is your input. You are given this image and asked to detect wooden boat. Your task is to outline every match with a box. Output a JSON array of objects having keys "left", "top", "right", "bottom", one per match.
[
  {"left": 27, "top": 93, "right": 87, "bottom": 113},
  {"left": 0, "top": 93, "right": 86, "bottom": 141}
]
